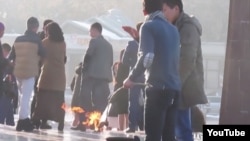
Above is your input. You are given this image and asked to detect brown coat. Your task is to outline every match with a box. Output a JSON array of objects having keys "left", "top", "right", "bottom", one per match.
[{"left": 37, "top": 38, "right": 66, "bottom": 91}]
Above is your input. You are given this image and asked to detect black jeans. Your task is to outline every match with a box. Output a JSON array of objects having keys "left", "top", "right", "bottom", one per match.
[{"left": 144, "top": 87, "right": 179, "bottom": 141}]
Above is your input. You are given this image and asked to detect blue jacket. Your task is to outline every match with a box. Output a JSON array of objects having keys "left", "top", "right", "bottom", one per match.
[
  {"left": 122, "top": 40, "right": 139, "bottom": 69},
  {"left": 129, "top": 11, "right": 181, "bottom": 91},
  {"left": 122, "top": 40, "right": 144, "bottom": 83}
]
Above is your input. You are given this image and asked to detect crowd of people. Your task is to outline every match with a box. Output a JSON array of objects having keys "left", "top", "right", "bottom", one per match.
[{"left": 0, "top": 0, "right": 208, "bottom": 141}]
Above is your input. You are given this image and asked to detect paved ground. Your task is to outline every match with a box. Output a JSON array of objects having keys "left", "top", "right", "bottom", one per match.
[
  {"left": 0, "top": 118, "right": 145, "bottom": 141},
  {"left": 0, "top": 90, "right": 219, "bottom": 141},
  {"left": 0, "top": 114, "right": 218, "bottom": 141}
]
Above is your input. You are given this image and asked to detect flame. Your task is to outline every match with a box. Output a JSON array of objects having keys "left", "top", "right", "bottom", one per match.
[
  {"left": 61, "top": 103, "right": 67, "bottom": 111},
  {"left": 82, "top": 111, "right": 101, "bottom": 131},
  {"left": 61, "top": 103, "right": 85, "bottom": 113},
  {"left": 71, "top": 107, "right": 85, "bottom": 113}
]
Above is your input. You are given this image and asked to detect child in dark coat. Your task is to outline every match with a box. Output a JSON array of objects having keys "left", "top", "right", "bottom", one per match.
[
  {"left": 70, "top": 62, "right": 82, "bottom": 129},
  {"left": 110, "top": 49, "right": 130, "bottom": 131},
  {"left": 0, "top": 43, "right": 18, "bottom": 126}
]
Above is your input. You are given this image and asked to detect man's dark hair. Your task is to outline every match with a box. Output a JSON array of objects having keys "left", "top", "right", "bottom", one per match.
[
  {"left": 143, "top": 0, "right": 162, "bottom": 14},
  {"left": 27, "top": 17, "right": 39, "bottom": 30},
  {"left": 91, "top": 22, "right": 102, "bottom": 33},
  {"left": 162, "top": 0, "right": 183, "bottom": 12},
  {"left": 43, "top": 19, "right": 53, "bottom": 27}
]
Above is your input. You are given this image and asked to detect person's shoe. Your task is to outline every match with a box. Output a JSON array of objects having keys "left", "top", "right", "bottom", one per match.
[
  {"left": 16, "top": 119, "right": 24, "bottom": 131},
  {"left": 32, "top": 119, "right": 41, "bottom": 129},
  {"left": 16, "top": 118, "right": 34, "bottom": 132},
  {"left": 70, "top": 124, "right": 81, "bottom": 130},
  {"left": 70, "top": 126, "right": 79, "bottom": 130},
  {"left": 40, "top": 122, "right": 52, "bottom": 129},
  {"left": 106, "top": 137, "right": 136, "bottom": 141},
  {"left": 134, "top": 135, "right": 141, "bottom": 141},
  {"left": 70, "top": 124, "right": 86, "bottom": 132},
  {"left": 125, "top": 128, "right": 136, "bottom": 133},
  {"left": 78, "top": 124, "right": 86, "bottom": 132},
  {"left": 23, "top": 118, "right": 34, "bottom": 132},
  {"left": 98, "top": 121, "right": 108, "bottom": 129},
  {"left": 58, "top": 122, "right": 64, "bottom": 131}
]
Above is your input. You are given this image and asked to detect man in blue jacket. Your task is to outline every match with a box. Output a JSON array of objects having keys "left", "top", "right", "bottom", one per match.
[{"left": 123, "top": 0, "right": 181, "bottom": 140}]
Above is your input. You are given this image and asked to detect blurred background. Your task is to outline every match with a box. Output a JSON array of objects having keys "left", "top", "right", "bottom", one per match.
[
  {"left": 0, "top": 0, "right": 229, "bottom": 42},
  {"left": 0, "top": 0, "right": 230, "bottom": 122}
]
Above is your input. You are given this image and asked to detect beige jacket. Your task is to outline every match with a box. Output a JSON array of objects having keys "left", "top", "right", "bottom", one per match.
[
  {"left": 14, "top": 42, "right": 40, "bottom": 79},
  {"left": 37, "top": 38, "right": 66, "bottom": 91}
]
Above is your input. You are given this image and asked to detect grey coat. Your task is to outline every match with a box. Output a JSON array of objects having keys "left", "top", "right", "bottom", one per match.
[
  {"left": 83, "top": 35, "right": 113, "bottom": 82},
  {"left": 175, "top": 12, "right": 208, "bottom": 109}
]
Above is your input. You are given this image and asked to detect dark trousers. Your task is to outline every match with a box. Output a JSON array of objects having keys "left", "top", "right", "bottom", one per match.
[
  {"left": 79, "top": 77, "right": 110, "bottom": 122},
  {"left": 128, "top": 85, "right": 144, "bottom": 130},
  {"left": 144, "top": 88, "right": 178, "bottom": 141},
  {"left": 31, "top": 90, "right": 48, "bottom": 125},
  {"left": 0, "top": 95, "right": 15, "bottom": 126}
]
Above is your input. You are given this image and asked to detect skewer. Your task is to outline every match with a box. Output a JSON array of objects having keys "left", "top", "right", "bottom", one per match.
[{"left": 133, "top": 82, "right": 153, "bottom": 87}]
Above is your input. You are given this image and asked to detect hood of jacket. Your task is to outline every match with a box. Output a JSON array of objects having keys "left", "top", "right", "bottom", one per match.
[
  {"left": 145, "top": 10, "right": 169, "bottom": 23},
  {"left": 175, "top": 12, "right": 202, "bottom": 36}
]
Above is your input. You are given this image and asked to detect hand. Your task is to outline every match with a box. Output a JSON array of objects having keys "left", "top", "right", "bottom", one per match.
[
  {"left": 123, "top": 78, "right": 134, "bottom": 88},
  {"left": 122, "top": 26, "right": 139, "bottom": 39}
]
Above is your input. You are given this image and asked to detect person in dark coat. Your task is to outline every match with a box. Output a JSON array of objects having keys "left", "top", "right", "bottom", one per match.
[
  {"left": 110, "top": 49, "right": 129, "bottom": 131},
  {"left": 1, "top": 43, "right": 19, "bottom": 114},
  {"left": 0, "top": 43, "right": 17, "bottom": 126},
  {"left": 37, "top": 19, "right": 53, "bottom": 39},
  {"left": 31, "top": 19, "right": 53, "bottom": 130},
  {"left": 70, "top": 62, "right": 82, "bottom": 129},
  {"left": 0, "top": 22, "right": 8, "bottom": 99},
  {"left": 162, "top": 0, "right": 208, "bottom": 140},
  {"left": 122, "top": 22, "right": 145, "bottom": 133},
  {"left": 77, "top": 22, "right": 113, "bottom": 131}
]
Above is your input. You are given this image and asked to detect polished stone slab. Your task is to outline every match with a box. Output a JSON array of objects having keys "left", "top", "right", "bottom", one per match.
[{"left": 0, "top": 122, "right": 145, "bottom": 141}]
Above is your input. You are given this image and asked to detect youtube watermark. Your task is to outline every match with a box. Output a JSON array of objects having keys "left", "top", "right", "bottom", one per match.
[
  {"left": 193, "top": 132, "right": 203, "bottom": 141},
  {"left": 203, "top": 125, "right": 250, "bottom": 140}
]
